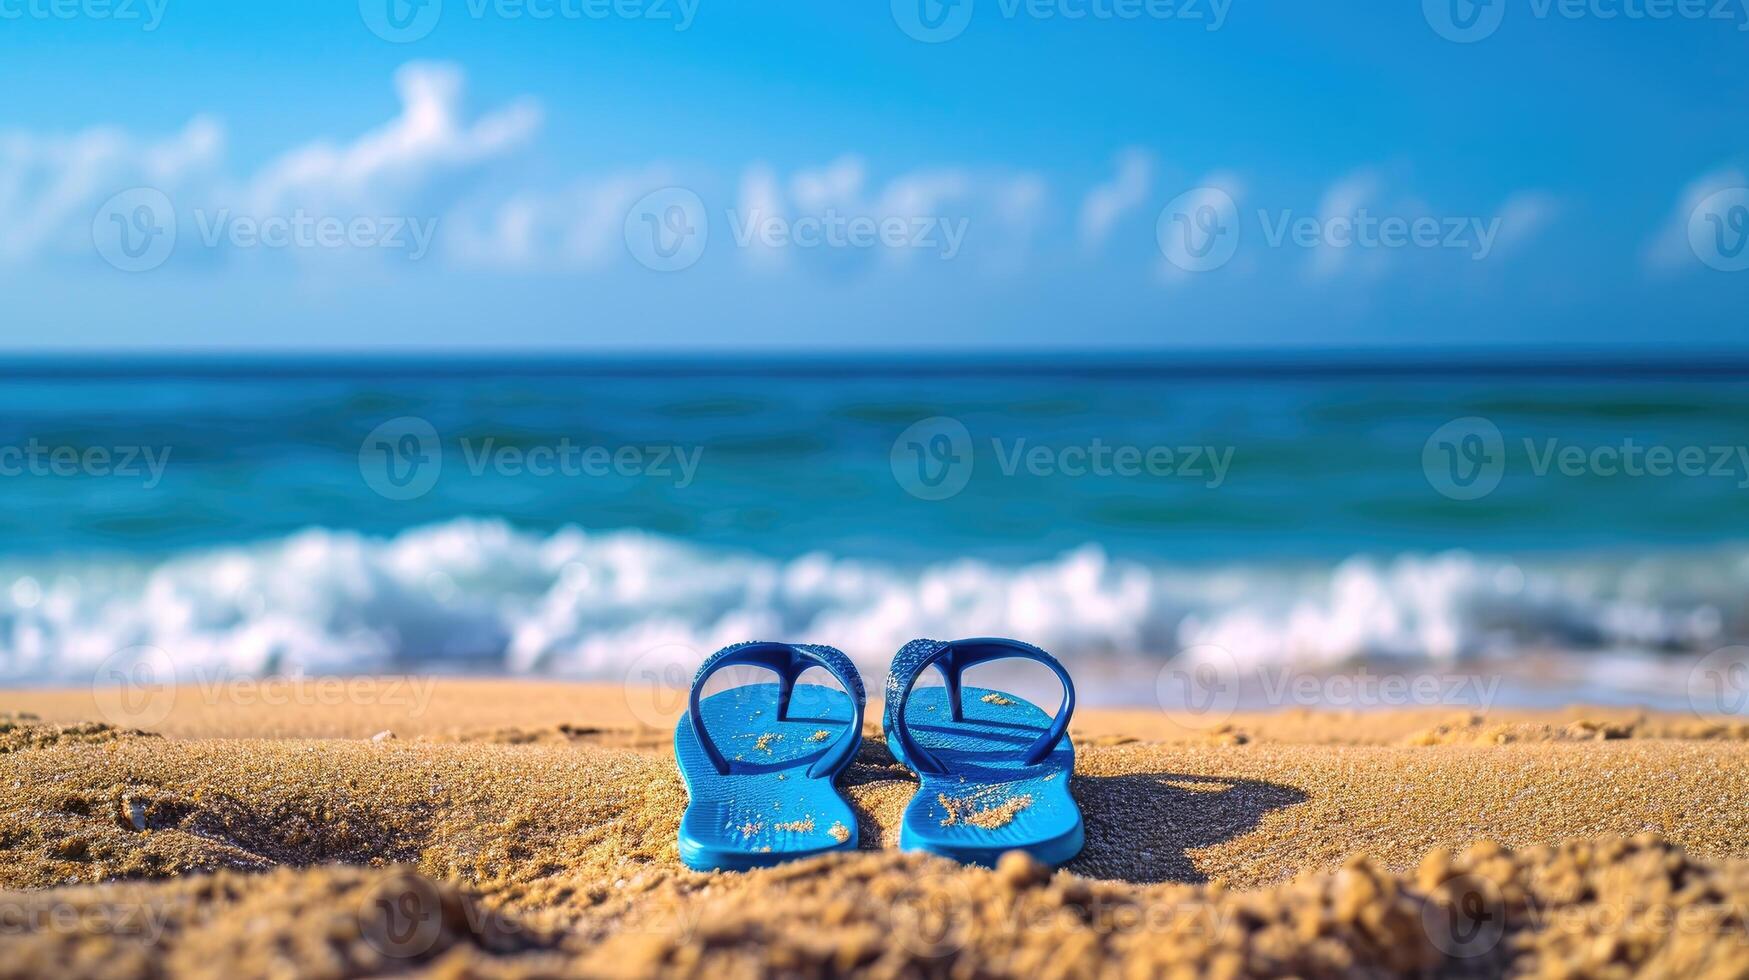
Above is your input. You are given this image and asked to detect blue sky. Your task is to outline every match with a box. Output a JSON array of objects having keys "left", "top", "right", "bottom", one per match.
[{"left": 1, "top": 0, "right": 1746, "bottom": 349}]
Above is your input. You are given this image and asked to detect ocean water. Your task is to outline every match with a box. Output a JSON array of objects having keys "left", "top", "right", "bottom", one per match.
[{"left": 1, "top": 355, "right": 1746, "bottom": 708}]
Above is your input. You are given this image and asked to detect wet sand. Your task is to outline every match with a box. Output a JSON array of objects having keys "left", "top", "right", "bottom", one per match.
[{"left": 1, "top": 682, "right": 1746, "bottom": 977}]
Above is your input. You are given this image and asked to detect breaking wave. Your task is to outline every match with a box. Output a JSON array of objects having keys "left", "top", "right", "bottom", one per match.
[{"left": 0, "top": 518, "right": 1742, "bottom": 704}]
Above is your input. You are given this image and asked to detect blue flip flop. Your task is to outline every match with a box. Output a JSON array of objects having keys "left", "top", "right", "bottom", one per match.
[
  {"left": 674, "top": 641, "right": 866, "bottom": 871},
  {"left": 883, "top": 637, "right": 1083, "bottom": 867}
]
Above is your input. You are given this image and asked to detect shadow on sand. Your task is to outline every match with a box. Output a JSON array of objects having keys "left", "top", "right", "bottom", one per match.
[{"left": 1067, "top": 772, "right": 1307, "bottom": 884}]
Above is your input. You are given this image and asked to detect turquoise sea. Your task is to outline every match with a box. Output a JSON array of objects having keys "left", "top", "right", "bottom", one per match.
[{"left": 1, "top": 353, "right": 1745, "bottom": 708}]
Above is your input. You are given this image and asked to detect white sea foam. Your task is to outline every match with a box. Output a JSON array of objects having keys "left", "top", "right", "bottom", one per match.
[{"left": 0, "top": 518, "right": 1741, "bottom": 704}]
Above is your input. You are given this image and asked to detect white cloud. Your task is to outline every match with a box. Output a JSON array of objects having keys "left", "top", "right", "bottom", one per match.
[
  {"left": 0, "top": 63, "right": 541, "bottom": 268},
  {"left": 1293, "top": 172, "right": 1546, "bottom": 280},
  {"left": 1078, "top": 149, "right": 1152, "bottom": 250},
  {"left": 734, "top": 163, "right": 787, "bottom": 269},
  {"left": 789, "top": 155, "right": 872, "bottom": 212},
  {"left": 725, "top": 155, "right": 1044, "bottom": 272},
  {"left": 985, "top": 173, "right": 1048, "bottom": 273},
  {"left": 1306, "top": 169, "right": 1387, "bottom": 282},
  {"left": 240, "top": 62, "right": 542, "bottom": 218},
  {"left": 0, "top": 65, "right": 1575, "bottom": 287},
  {"left": 456, "top": 156, "right": 1047, "bottom": 275},
  {"left": 0, "top": 116, "right": 221, "bottom": 261},
  {"left": 1642, "top": 167, "right": 1746, "bottom": 275},
  {"left": 445, "top": 167, "right": 677, "bottom": 271},
  {"left": 0, "top": 64, "right": 1050, "bottom": 278},
  {"left": 1491, "top": 191, "right": 1559, "bottom": 256},
  {"left": 784, "top": 155, "right": 973, "bottom": 227}
]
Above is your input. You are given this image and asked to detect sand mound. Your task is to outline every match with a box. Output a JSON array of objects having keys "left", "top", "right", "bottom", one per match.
[
  {"left": 0, "top": 864, "right": 558, "bottom": 980},
  {"left": 587, "top": 837, "right": 1749, "bottom": 979},
  {"left": 0, "top": 717, "right": 155, "bottom": 754},
  {"left": 2, "top": 837, "right": 1745, "bottom": 979}
]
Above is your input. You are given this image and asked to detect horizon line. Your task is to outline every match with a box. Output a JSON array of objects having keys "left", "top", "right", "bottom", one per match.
[{"left": 0, "top": 346, "right": 1744, "bottom": 379}]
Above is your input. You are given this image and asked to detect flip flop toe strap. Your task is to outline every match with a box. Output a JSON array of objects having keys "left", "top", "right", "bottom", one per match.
[
  {"left": 688, "top": 641, "right": 866, "bottom": 778},
  {"left": 884, "top": 637, "right": 1076, "bottom": 776}
]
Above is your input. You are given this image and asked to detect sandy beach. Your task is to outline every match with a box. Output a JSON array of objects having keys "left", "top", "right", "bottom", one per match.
[{"left": 2, "top": 681, "right": 1746, "bottom": 978}]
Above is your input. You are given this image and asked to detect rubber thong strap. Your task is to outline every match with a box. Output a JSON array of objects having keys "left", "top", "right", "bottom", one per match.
[
  {"left": 688, "top": 641, "right": 865, "bottom": 778},
  {"left": 884, "top": 637, "right": 1075, "bottom": 776}
]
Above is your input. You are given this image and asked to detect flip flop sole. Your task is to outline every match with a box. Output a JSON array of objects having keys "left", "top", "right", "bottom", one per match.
[
  {"left": 676, "top": 682, "right": 862, "bottom": 871},
  {"left": 886, "top": 684, "right": 1081, "bottom": 867}
]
